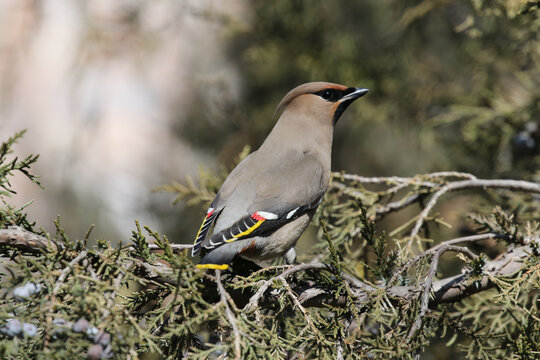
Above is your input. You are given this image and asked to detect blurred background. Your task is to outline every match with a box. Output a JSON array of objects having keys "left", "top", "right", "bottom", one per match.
[{"left": 1, "top": 0, "right": 538, "bottom": 245}]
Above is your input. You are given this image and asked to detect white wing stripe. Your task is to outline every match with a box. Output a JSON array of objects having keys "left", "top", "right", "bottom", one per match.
[
  {"left": 257, "top": 211, "right": 278, "bottom": 220},
  {"left": 286, "top": 208, "right": 299, "bottom": 219}
]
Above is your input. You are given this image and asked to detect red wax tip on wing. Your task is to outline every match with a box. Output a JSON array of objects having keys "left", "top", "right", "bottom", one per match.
[
  {"left": 206, "top": 209, "right": 214, "bottom": 217},
  {"left": 251, "top": 212, "right": 265, "bottom": 221}
]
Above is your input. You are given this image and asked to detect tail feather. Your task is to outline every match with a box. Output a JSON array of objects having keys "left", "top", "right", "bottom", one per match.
[
  {"left": 196, "top": 245, "right": 239, "bottom": 270},
  {"left": 192, "top": 207, "right": 217, "bottom": 256}
]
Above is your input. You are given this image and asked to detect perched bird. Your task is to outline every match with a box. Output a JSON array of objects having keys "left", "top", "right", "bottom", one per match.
[{"left": 192, "top": 82, "right": 369, "bottom": 270}]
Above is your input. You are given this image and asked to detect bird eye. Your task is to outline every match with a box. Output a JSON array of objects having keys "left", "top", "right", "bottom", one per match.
[
  {"left": 321, "top": 90, "right": 333, "bottom": 100},
  {"left": 315, "top": 89, "right": 342, "bottom": 102}
]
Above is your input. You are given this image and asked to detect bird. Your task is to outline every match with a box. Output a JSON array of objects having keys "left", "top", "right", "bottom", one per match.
[{"left": 191, "top": 82, "right": 369, "bottom": 270}]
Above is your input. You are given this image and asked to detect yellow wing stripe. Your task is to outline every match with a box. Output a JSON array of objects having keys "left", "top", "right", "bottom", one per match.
[
  {"left": 193, "top": 217, "right": 209, "bottom": 245},
  {"left": 196, "top": 263, "right": 229, "bottom": 270},
  {"left": 224, "top": 219, "right": 265, "bottom": 243}
]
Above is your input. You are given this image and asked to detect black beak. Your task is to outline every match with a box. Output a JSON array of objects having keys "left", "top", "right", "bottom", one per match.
[
  {"left": 341, "top": 88, "right": 369, "bottom": 102},
  {"left": 334, "top": 87, "right": 369, "bottom": 124}
]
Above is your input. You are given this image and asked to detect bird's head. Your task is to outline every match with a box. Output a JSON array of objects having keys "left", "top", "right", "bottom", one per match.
[{"left": 276, "top": 82, "right": 369, "bottom": 125}]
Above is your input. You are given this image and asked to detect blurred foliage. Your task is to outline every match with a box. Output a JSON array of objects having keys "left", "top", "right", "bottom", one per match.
[
  {"left": 0, "top": 130, "right": 41, "bottom": 232},
  {"left": 180, "top": 0, "right": 539, "bottom": 179},
  {"left": 155, "top": 145, "right": 252, "bottom": 207}
]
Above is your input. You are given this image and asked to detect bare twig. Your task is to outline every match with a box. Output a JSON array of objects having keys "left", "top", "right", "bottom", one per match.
[
  {"left": 53, "top": 250, "right": 88, "bottom": 294},
  {"left": 407, "top": 250, "right": 440, "bottom": 340},
  {"left": 335, "top": 171, "right": 478, "bottom": 184},
  {"left": 330, "top": 182, "right": 367, "bottom": 200},
  {"left": 337, "top": 340, "right": 344, "bottom": 360},
  {"left": 215, "top": 270, "right": 241, "bottom": 360},
  {"left": 0, "top": 225, "right": 192, "bottom": 255},
  {"left": 341, "top": 272, "right": 377, "bottom": 292},
  {"left": 337, "top": 316, "right": 351, "bottom": 360},
  {"left": 330, "top": 172, "right": 485, "bottom": 219},
  {"left": 332, "top": 174, "right": 539, "bottom": 230},
  {"left": 280, "top": 278, "right": 321, "bottom": 337},
  {"left": 243, "top": 262, "right": 375, "bottom": 313},
  {"left": 428, "top": 233, "right": 510, "bottom": 252},
  {"left": 388, "top": 233, "right": 496, "bottom": 287},
  {"left": 409, "top": 179, "right": 540, "bottom": 240},
  {"left": 375, "top": 193, "right": 422, "bottom": 216},
  {"left": 406, "top": 244, "right": 477, "bottom": 340},
  {"left": 422, "top": 172, "right": 477, "bottom": 180},
  {"left": 335, "top": 174, "right": 432, "bottom": 186},
  {"left": 243, "top": 263, "right": 332, "bottom": 312},
  {"left": 107, "top": 269, "right": 126, "bottom": 309},
  {"left": 334, "top": 171, "right": 477, "bottom": 188},
  {"left": 147, "top": 243, "right": 193, "bottom": 251},
  {"left": 430, "top": 244, "right": 531, "bottom": 304}
]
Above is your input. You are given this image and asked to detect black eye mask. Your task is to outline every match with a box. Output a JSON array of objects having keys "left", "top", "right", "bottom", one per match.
[
  {"left": 313, "top": 87, "right": 359, "bottom": 123},
  {"left": 313, "top": 87, "right": 357, "bottom": 103}
]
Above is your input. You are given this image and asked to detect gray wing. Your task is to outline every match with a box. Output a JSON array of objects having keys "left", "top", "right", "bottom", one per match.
[
  {"left": 195, "top": 151, "right": 328, "bottom": 253},
  {"left": 248, "top": 152, "right": 328, "bottom": 214}
]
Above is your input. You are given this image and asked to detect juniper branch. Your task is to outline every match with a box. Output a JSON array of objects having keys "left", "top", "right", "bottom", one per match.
[
  {"left": 0, "top": 226, "right": 191, "bottom": 254},
  {"left": 216, "top": 270, "right": 242, "bottom": 360},
  {"left": 2, "top": 227, "right": 534, "bottom": 311},
  {"left": 409, "top": 179, "right": 540, "bottom": 240},
  {"left": 0, "top": 226, "right": 56, "bottom": 252}
]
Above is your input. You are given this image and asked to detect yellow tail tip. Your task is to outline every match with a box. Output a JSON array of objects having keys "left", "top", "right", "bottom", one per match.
[{"left": 196, "top": 263, "right": 229, "bottom": 270}]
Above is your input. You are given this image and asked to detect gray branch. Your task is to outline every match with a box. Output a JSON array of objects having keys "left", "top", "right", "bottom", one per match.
[
  {"left": 410, "top": 178, "right": 540, "bottom": 239},
  {"left": 0, "top": 226, "right": 57, "bottom": 252}
]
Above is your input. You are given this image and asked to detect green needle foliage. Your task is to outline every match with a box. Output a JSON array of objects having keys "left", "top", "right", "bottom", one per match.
[
  {"left": 0, "top": 130, "right": 41, "bottom": 231},
  {"left": 0, "top": 132, "right": 539, "bottom": 359}
]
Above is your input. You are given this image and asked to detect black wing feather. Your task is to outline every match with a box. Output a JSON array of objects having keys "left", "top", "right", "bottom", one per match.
[
  {"left": 192, "top": 196, "right": 223, "bottom": 256},
  {"left": 202, "top": 203, "right": 313, "bottom": 251}
]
